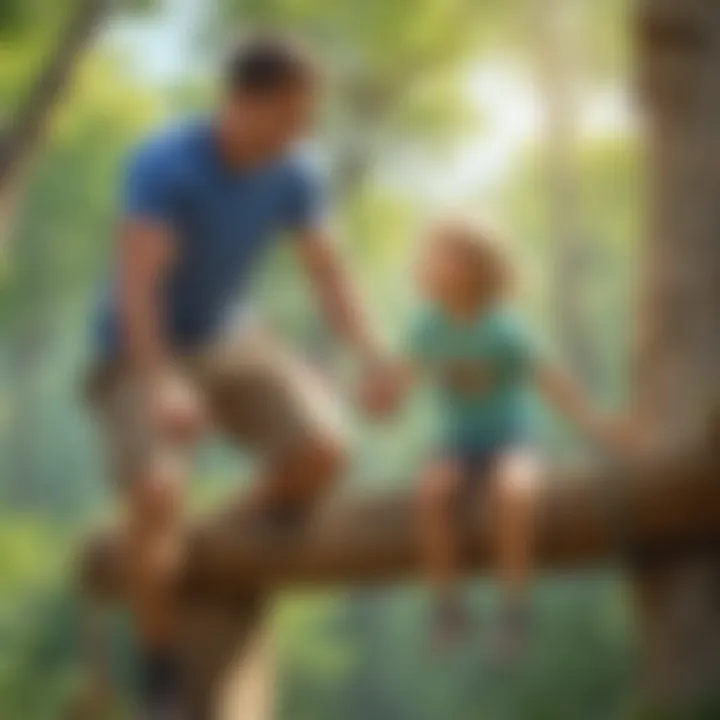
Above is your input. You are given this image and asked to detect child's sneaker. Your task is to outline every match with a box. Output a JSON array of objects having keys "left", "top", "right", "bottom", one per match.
[
  {"left": 429, "top": 595, "right": 472, "bottom": 656},
  {"left": 486, "top": 600, "right": 531, "bottom": 668}
]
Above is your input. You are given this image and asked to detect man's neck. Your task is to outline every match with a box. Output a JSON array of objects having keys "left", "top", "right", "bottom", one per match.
[{"left": 213, "top": 115, "right": 264, "bottom": 170}]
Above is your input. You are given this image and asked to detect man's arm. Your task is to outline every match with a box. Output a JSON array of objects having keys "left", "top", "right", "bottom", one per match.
[
  {"left": 294, "top": 227, "right": 383, "bottom": 365},
  {"left": 119, "top": 219, "right": 203, "bottom": 439},
  {"left": 118, "top": 219, "right": 175, "bottom": 376}
]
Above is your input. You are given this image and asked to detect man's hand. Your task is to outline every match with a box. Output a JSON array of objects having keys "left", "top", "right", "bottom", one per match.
[{"left": 358, "top": 363, "right": 411, "bottom": 419}]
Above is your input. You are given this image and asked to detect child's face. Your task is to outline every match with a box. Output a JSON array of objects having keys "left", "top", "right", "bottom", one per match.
[{"left": 416, "top": 233, "right": 473, "bottom": 309}]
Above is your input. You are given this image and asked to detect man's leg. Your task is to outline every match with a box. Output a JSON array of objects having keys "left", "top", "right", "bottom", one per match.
[
  {"left": 197, "top": 333, "right": 348, "bottom": 522},
  {"left": 245, "top": 429, "right": 347, "bottom": 521},
  {"left": 124, "top": 456, "right": 185, "bottom": 654},
  {"left": 90, "top": 372, "right": 189, "bottom": 716},
  {"left": 125, "top": 465, "right": 186, "bottom": 717}
]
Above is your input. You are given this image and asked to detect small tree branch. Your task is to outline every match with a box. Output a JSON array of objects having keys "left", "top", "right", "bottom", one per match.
[{"left": 0, "top": 0, "right": 107, "bottom": 235}]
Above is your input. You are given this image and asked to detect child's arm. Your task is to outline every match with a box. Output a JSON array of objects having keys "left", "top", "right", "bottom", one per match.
[{"left": 536, "top": 362, "right": 643, "bottom": 456}]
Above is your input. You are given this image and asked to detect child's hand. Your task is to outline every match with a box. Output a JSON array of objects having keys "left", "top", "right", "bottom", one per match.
[
  {"left": 358, "top": 364, "right": 408, "bottom": 418},
  {"left": 537, "top": 365, "right": 652, "bottom": 460}
]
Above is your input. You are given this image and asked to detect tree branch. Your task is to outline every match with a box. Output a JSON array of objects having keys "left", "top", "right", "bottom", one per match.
[
  {"left": 82, "top": 441, "right": 720, "bottom": 600},
  {"left": 0, "top": 0, "right": 107, "bottom": 232}
]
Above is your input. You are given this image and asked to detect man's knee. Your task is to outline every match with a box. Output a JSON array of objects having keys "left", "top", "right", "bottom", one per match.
[
  {"left": 123, "top": 457, "right": 186, "bottom": 594},
  {"left": 288, "top": 431, "right": 349, "bottom": 496},
  {"left": 126, "top": 454, "right": 185, "bottom": 529}
]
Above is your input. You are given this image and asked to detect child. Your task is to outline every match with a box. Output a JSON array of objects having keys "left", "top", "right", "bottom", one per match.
[{"left": 364, "top": 218, "right": 639, "bottom": 662}]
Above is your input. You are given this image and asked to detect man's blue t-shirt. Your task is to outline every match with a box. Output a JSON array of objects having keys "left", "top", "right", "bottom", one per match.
[{"left": 94, "top": 119, "right": 324, "bottom": 356}]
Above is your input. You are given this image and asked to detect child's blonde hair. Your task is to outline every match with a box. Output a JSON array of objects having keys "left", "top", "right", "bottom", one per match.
[{"left": 434, "top": 216, "right": 516, "bottom": 304}]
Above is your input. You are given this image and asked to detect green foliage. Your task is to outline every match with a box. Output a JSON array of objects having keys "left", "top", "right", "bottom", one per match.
[
  {"left": 0, "top": 54, "right": 163, "bottom": 512},
  {"left": 0, "top": 0, "right": 70, "bottom": 38},
  {"left": 0, "top": 519, "right": 83, "bottom": 719},
  {"left": 220, "top": 0, "right": 477, "bottom": 71},
  {"left": 276, "top": 579, "right": 636, "bottom": 720},
  {"left": 213, "top": 0, "right": 486, "bottom": 195},
  {"left": 0, "top": 0, "right": 86, "bottom": 111},
  {"left": 0, "top": 0, "right": 159, "bottom": 119},
  {"left": 636, "top": 698, "right": 720, "bottom": 720},
  {"left": 498, "top": 134, "right": 642, "bottom": 406}
]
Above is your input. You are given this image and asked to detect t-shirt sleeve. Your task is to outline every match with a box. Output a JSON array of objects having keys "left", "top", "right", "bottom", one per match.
[
  {"left": 500, "top": 317, "right": 547, "bottom": 376},
  {"left": 121, "top": 143, "right": 178, "bottom": 226},
  {"left": 406, "top": 310, "right": 438, "bottom": 365},
  {"left": 284, "top": 161, "right": 326, "bottom": 234}
]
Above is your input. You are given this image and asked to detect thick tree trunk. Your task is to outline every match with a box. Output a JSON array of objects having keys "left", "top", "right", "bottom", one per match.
[
  {"left": 634, "top": 0, "right": 720, "bottom": 709},
  {"left": 0, "top": 0, "right": 106, "bottom": 240}
]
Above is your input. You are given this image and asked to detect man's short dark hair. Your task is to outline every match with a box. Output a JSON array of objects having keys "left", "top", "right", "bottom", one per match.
[{"left": 225, "top": 34, "right": 318, "bottom": 96}]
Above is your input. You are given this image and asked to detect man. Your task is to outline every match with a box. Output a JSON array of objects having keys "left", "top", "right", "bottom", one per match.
[{"left": 88, "top": 35, "right": 383, "bottom": 715}]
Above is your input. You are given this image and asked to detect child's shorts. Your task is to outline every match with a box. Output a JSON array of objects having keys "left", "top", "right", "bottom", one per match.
[
  {"left": 437, "top": 441, "right": 533, "bottom": 496},
  {"left": 441, "top": 445, "right": 505, "bottom": 484}
]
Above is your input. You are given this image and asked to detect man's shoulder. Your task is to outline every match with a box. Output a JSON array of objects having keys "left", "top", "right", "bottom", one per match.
[
  {"left": 275, "top": 147, "right": 323, "bottom": 189},
  {"left": 268, "top": 148, "right": 326, "bottom": 228},
  {"left": 126, "top": 119, "right": 209, "bottom": 177}
]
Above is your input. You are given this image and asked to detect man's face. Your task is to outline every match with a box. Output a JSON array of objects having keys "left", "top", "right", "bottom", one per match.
[{"left": 225, "top": 85, "right": 318, "bottom": 159}]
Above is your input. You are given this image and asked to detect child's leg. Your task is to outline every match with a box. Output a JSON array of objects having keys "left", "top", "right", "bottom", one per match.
[
  {"left": 417, "top": 458, "right": 461, "bottom": 598},
  {"left": 488, "top": 449, "right": 542, "bottom": 603}
]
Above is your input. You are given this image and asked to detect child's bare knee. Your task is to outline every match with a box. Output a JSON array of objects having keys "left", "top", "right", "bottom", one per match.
[{"left": 494, "top": 455, "right": 540, "bottom": 508}]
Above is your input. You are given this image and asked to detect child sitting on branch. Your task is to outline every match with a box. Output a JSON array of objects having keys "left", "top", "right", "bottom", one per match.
[{"left": 362, "top": 218, "right": 642, "bottom": 662}]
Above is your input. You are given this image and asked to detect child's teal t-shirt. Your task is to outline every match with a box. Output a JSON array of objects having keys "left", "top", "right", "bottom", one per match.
[{"left": 407, "top": 305, "right": 543, "bottom": 451}]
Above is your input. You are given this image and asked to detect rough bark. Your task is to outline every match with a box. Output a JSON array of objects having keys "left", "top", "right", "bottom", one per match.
[
  {"left": 634, "top": 0, "right": 720, "bottom": 708},
  {"left": 0, "top": 0, "right": 106, "bottom": 240}
]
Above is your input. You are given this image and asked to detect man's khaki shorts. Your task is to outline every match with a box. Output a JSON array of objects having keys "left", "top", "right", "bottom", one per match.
[{"left": 85, "top": 331, "right": 346, "bottom": 488}]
